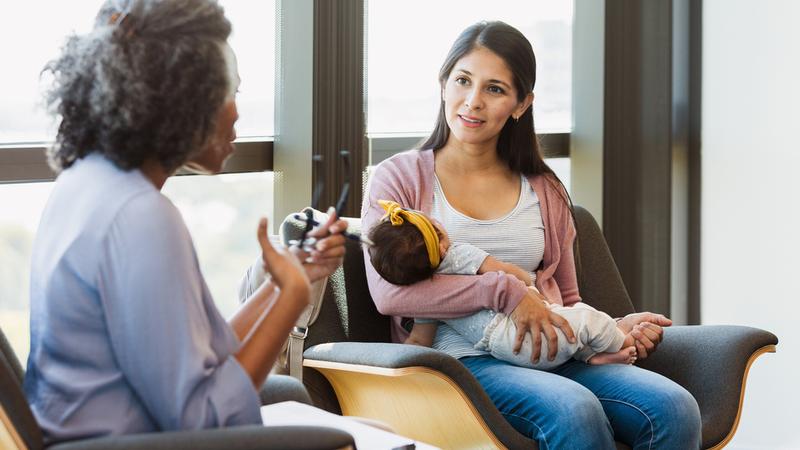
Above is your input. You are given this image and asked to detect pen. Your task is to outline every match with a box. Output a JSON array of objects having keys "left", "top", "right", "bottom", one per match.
[
  {"left": 391, "top": 444, "right": 416, "bottom": 450},
  {"left": 292, "top": 214, "right": 375, "bottom": 246}
]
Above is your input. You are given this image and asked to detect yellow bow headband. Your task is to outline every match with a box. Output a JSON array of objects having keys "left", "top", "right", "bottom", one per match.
[{"left": 378, "top": 200, "right": 440, "bottom": 269}]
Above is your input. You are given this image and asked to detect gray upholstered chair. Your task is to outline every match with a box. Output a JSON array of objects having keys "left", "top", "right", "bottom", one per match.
[
  {"left": 0, "top": 327, "right": 354, "bottom": 450},
  {"left": 283, "top": 206, "right": 778, "bottom": 450}
]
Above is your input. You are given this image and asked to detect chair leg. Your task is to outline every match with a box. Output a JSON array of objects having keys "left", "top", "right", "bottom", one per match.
[
  {"left": 0, "top": 404, "right": 26, "bottom": 450},
  {"left": 706, "top": 345, "right": 776, "bottom": 450}
]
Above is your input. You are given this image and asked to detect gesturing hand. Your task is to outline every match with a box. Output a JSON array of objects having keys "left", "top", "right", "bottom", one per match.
[
  {"left": 288, "top": 208, "right": 348, "bottom": 283},
  {"left": 508, "top": 288, "right": 576, "bottom": 364},
  {"left": 257, "top": 217, "right": 309, "bottom": 300},
  {"left": 616, "top": 312, "right": 672, "bottom": 359}
]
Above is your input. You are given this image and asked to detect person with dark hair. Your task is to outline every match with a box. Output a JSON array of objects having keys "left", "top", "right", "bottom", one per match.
[
  {"left": 362, "top": 21, "right": 701, "bottom": 449},
  {"left": 369, "top": 200, "right": 534, "bottom": 287},
  {"left": 368, "top": 199, "right": 638, "bottom": 367},
  {"left": 24, "top": 0, "right": 347, "bottom": 444}
]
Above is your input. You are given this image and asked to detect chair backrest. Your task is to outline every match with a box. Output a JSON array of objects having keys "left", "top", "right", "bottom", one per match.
[
  {"left": 572, "top": 206, "right": 636, "bottom": 318},
  {"left": 281, "top": 215, "right": 388, "bottom": 413},
  {"left": 281, "top": 215, "right": 390, "bottom": 348},
  {"left": 287, "top": 206, "right": 635, "bottom": 413},
  {"left": 286, "top": 205, "right": 635, "bottom": 349},
  {"left": 0, "top": 327, "right": 43, "bottom": 450}
]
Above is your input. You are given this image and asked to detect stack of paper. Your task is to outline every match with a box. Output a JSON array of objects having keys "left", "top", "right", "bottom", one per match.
[{"left": 261, "top": 401, "right": 439, "bottom": 450}]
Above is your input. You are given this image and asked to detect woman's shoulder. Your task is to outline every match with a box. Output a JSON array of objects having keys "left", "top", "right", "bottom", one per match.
[
  {"left": 527, "top": 172, "right": 571, "bottom": 214},
  {"left": 364, "top": 149, "right": 436, "bottom": 214},
  {"left": 371, "top": 149, "right": 433, "bottom": 182},
  {"left": 527, "top": 172, "right": 561, "bottom": 192},
  {"left": 106, "top": 190, "right": 194, "bottom": 262},
  {"left": 376, "top": 148, "right": 431, "bottom": 169}
]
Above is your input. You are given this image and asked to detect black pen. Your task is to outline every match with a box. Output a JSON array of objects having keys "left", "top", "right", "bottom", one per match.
[
  {"left": 391, "top": 444, "right": 416, "bottom": 450},
  {"left": 292, "top": 214, "right": 375, "bottom": 246}
]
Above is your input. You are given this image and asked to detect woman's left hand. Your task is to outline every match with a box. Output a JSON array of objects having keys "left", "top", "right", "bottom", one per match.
[
  {"left": 288, "top": 208, "right": 348, "bottom": 282},
  {"left": 617, "top": 312, "right": 672, "bottom": 359}
]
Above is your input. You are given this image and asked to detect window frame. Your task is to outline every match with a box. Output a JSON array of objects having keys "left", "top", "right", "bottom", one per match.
[
  {"left": 0, "top": 141, "right": 273, "bottom": 184},
  {"left": 0, "top": 0, "right": 571, "bottom": 206}
]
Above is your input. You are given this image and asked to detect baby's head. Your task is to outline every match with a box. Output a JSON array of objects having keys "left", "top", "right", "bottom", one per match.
[{"left": 367, "top": 200, "right": 449, "bottom": 285}]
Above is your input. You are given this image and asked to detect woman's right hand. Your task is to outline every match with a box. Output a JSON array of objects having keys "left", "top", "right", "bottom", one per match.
[
  {"left": 508, "top": 288, "right": 576, "bottom": 364},
  {"left": 257, "top": 218, "right": 310, "bottom": 302}
]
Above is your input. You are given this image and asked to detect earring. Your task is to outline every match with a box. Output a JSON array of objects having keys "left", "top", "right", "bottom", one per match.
[{"left": 512, "top": 115, "right": 519, "bottom": 122}]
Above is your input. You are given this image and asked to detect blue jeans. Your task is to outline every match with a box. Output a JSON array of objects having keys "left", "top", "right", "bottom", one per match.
[{"left": 461, "top": 356, "right": 701, "bottom": 450}]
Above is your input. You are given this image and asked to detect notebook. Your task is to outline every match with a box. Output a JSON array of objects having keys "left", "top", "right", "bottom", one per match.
[{"left": 261, "top": 401, "right": 439, "bottom": 450}]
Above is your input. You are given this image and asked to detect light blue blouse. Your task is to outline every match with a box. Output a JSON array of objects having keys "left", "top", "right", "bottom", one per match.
[{"left": 24, "top": 154, "right": 261, "bottom": 444}]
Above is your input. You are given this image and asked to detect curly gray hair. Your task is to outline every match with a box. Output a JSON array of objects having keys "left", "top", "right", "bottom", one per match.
[{"left": 45, "top": 0, "right": 233, "bottom": 173}]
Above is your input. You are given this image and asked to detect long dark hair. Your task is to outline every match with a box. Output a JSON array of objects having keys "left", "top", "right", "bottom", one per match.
[
  {"left": 419, "top": 21, "right": 553, "bottom": 179},
  {"left": 420, "top": 21, "right": 583, "bottom": 280}
]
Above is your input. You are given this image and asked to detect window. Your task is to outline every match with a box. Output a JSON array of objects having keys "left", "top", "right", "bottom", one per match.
[
  {"left": 0, "top": 0, "right": 275, "bottom": 144},
  {"left": 0, "top": 1, "right": 277, "bottom": 364},
  {"left": 366, "top": 1, "right": 573, "bottom": 189},
  {"left": 0, "top": 182, "right": 52, "bottom": 361},
  {"left": 366, "top": 0, "right": 573, "bottom": 136},
  {"left": 0, "top": 173, "right": 274, "bottom": 364},
  {"left": 1, "top": 1, "right": 573, "bottom": 364},
  {"left": 0, "top": 3, "right": 95, "bottom": 143},
  {"left": 223, "top": 0, "right": 276, "bottom": 138},
  {"left": 162, "top": 172, "right": 275, "bottom": 319}
]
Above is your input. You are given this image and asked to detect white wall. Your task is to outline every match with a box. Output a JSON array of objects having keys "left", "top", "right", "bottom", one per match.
[{"left": 703, "top": 1, "right": 800, "bottom": 448}]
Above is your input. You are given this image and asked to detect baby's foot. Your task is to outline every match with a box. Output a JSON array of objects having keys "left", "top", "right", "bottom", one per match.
[{"left": 588, "top": 346, "right": 638, "bottom": 365}]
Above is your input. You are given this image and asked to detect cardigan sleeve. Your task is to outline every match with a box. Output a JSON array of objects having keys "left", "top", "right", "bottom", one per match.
[
  {"left": 362, "top": 155, "right": 528, "bottom": 325},
  {"left": 548, "top": 177, "right": 582, "bottom": 307}
]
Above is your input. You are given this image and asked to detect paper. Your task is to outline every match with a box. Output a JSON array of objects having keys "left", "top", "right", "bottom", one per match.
[{"left": 261, "top": 401, "right": 439, "bottom": 450}]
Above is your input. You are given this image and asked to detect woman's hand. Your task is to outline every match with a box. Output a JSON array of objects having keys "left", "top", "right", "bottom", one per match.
[
  {"left": 257, "top": 218, "right": 309, "bottom": 299},
  {"left": 234, "top": 218, "right": 311, "bottom": 387},
  {"left": 288, "top": 208, "right": 348, "bottom": 283},
  {"left": 509, "top": 288, "right": 577, "bottom": 364},
  {"left": 616, "top": 312, "right": 672, "bottom": 359}
]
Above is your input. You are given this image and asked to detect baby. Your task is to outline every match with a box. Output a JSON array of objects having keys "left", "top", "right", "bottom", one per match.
[{"left": 368, "top": 200, "right": 637, "bottom": 369}]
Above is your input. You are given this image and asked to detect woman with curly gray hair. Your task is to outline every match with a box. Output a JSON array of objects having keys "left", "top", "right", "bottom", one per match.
[{"left": 23, "top": 0, "right": 348, "bottom": 444}]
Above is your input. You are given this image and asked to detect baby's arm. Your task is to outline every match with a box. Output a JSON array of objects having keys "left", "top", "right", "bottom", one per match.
[
  {"left": 478, "top": 256, "right": 533, "bottom": 286},
  {"left": 404, "top": 322, "right": 438, "bottom": 347},
  {"left": 439, "top": 242, "right": 533, "bottom": 286}
]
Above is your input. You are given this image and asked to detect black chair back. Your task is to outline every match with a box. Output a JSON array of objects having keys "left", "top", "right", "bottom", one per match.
[
  {"left": 286, "top": 206, "right": 637, "bottom": 350},
  {"left": 285, "top": 207, "right": 637, "bottom": 415},
  {"left": 281, "top": 214, "right": 390, "bottom": 348},
  {"left": 572, "top": 206, "right": 637, "bottom": 318}
]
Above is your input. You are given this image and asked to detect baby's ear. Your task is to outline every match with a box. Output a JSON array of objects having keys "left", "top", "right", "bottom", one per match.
[{"left": 439, "top": 241, "right": 448, "bottom": 257}]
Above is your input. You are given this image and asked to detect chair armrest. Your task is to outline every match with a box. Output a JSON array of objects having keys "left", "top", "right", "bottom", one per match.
[
  {"left": 259, "top": 374, "right": 313, "bottom": 406},
  {"left": 304, "top": 342, "right": 536, "bottom": 449},
  {"left": 48, "top": 425, "right": 354, "bottom": 450},
  {"left": 304, "top": 342, "right": 491, "bottom": 404},
  {"left": 636, "top": 325, "right": 778, "bottom": 449}
]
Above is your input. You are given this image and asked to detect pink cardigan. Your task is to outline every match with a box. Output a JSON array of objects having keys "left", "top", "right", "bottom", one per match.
[{"left": 361, "top": 149, "right": 581, "bottom": 343}]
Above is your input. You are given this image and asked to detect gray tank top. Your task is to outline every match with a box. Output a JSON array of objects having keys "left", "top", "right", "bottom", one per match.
[{"left": 429, "top": 175, "right": 546, "bottom": 359}]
